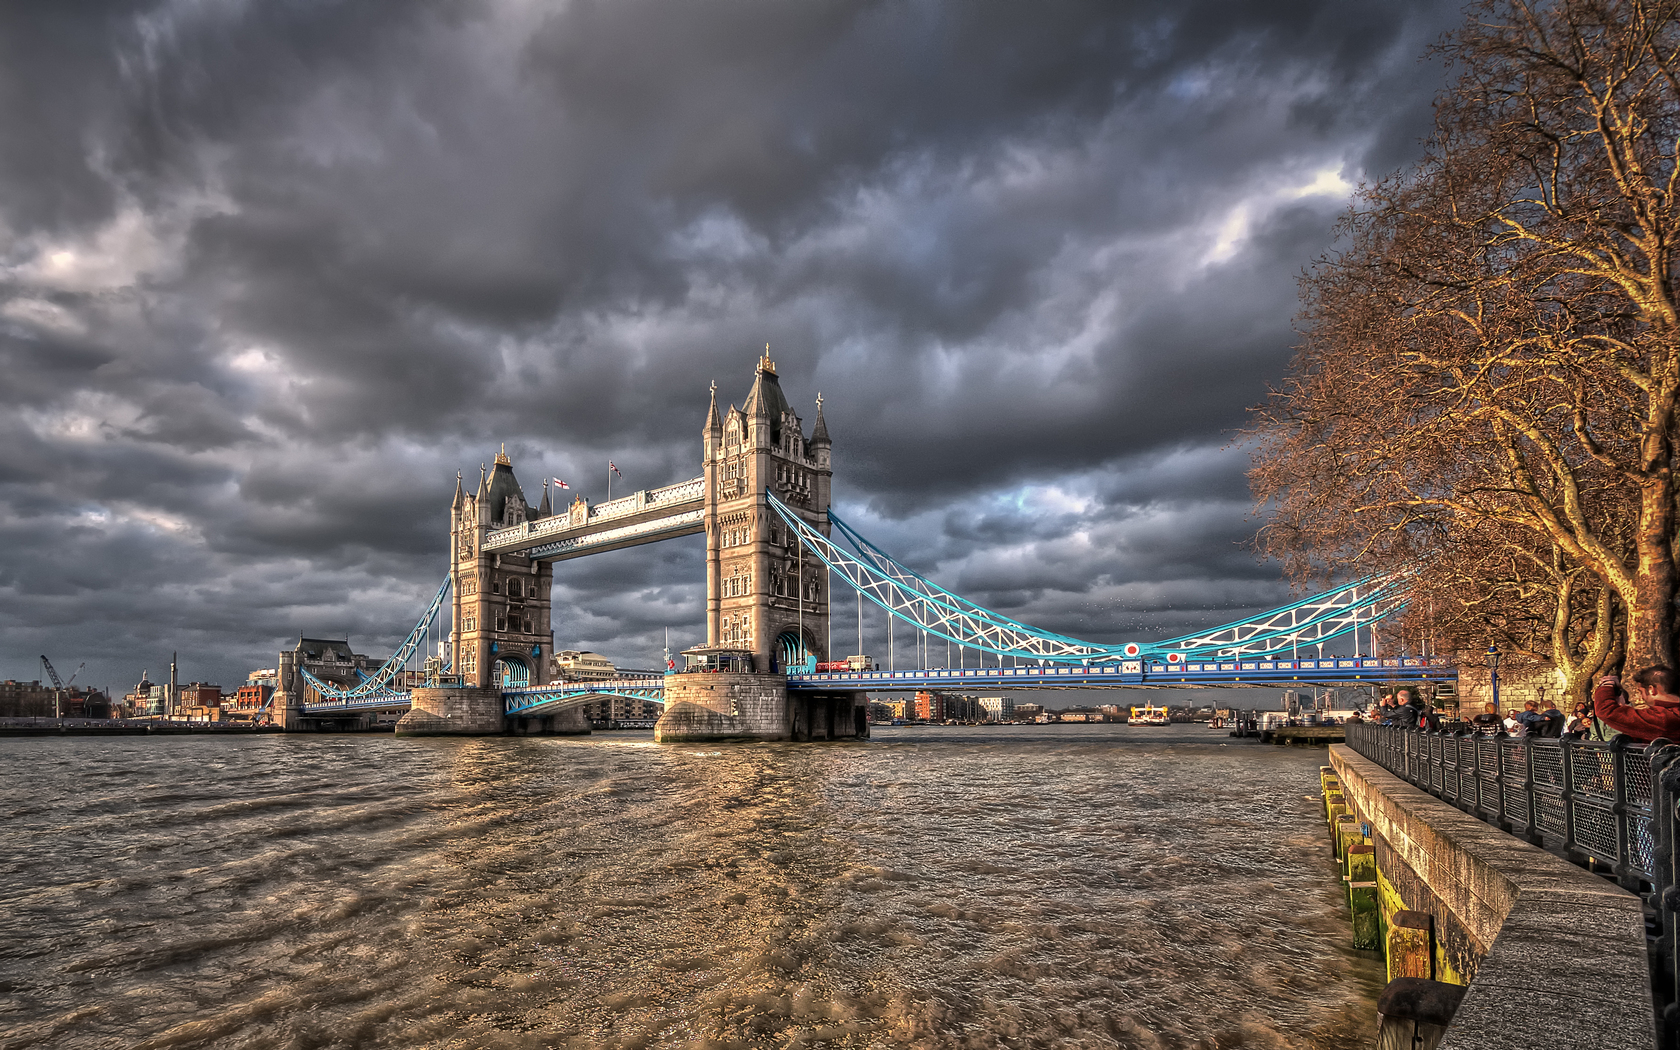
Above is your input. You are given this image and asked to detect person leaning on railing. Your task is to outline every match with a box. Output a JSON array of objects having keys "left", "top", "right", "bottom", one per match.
[
  {"left": 1389, "top": 688, "right": 1427, "bottom": 730},
  {"left": 1471, "top": 702, "right": 1504, "bottom": 737},
  {"left": 1592, "top": 666, "right": 1680, "bottom": 743}
]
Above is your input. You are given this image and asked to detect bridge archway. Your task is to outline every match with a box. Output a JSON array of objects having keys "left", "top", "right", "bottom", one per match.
[
  {"left": 495, "top": 655, "right": 531, "bottom": 689},
  {"left": 776, "top": 628, "right": 818, "bottom": 673}
]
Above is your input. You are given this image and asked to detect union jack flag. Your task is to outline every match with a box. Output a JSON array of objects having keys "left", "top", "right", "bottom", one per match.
[{"left": 609, "top": 462, "right": 622, "bottom": 478}]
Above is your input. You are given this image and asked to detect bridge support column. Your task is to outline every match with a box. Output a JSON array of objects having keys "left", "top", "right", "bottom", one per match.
[
  {"left": 394, "top": 687, "right": 506, "bottom": 735},
  {"left": 788, "top": 692, "right": 870, "bottom": 741},
  {"left": 269, "top": 690, "right": 303, "bottom": 731},
  {"left": 655, "top": 674, "right": 869, "bottom": 742}
]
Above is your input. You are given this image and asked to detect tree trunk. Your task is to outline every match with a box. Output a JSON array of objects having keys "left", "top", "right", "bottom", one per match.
[{"left": 1626, "top": 472, "right": 1677, "bottom": 672}]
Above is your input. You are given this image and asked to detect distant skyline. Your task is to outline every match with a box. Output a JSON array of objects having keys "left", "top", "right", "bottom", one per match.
[{"left": 0, "top": 1, "right": 1467, "bottom": 690}]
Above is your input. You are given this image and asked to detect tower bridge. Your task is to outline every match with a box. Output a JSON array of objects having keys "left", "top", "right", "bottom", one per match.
[{"left": 271, "top": 354, "right": 1455, "bottom": 737}]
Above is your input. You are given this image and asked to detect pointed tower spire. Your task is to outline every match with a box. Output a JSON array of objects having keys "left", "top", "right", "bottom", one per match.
[
  {"left": 705, "top": 379, "right": 722, "bottom": 435},
  {"left": 477, "top": 462, "right": 489, "bottom": 497},
  {"left": 538, "top": 479, "right": 552, "bottom": 517},
  {"left": 452, "top": 470, "right": 465, "bottom": 510},
  {"left": 811, "top": 392, "right": 830, "bottom": 447}
]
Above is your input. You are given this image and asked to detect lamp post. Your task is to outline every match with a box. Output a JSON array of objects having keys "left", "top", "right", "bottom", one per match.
[{"left": 1487, "top": 643, "right": 1502, "bottom": 713}]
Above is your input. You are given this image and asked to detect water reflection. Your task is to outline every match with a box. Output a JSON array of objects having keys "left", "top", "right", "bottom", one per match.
[{"left": 0, "top": 726, "right": 1380, "bottom": 1048}]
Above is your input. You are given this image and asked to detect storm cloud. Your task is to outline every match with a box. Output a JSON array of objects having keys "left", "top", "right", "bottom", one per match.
[{"left": 0, "top": 0, "right": 1463, "bottom": 691}]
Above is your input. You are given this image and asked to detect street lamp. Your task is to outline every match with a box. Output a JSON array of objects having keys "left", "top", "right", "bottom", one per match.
[{"left": 1486, "top": 643, "right": 1502, "bottom": 713}]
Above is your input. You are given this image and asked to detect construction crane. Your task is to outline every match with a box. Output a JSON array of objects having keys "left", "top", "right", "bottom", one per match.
[{"left": 39, "top": 657, "right": 84, "bottom": 719}]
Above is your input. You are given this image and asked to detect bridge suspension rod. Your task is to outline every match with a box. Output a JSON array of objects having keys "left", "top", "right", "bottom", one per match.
[{"left": 771, "top": 496, "right": 1409, "bottom": 663}]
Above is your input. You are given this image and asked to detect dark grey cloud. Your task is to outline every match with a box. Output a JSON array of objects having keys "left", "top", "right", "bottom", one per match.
[{"left": 0, "top": 0, "right": 1463, "bottom": 690}]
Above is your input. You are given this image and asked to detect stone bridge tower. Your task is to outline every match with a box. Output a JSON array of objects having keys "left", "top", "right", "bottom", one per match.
[
  {"left": 703, "top": 352, "right": 832, "bottom": 671},
  {"left": 450, "top": 448, "right": 555, "bottom": 690},
  {"left": 658, "top": 353, "right": 864, "bottom": 742}
]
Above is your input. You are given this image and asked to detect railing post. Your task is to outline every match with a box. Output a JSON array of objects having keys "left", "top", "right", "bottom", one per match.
[
  {"left": 1560, "top": 735, "right": 1578, "bottom": 859},
  {"left": 1657, "top": 753, "right": 1680, "bottom": 1046},
  {"left": 1610, "top": 735, "right": 1636, "bottom": 890},
  {"left": 1450, "top": 729, "right": 1468, "bottom": 808},
  {"left": 1494, "top": 735, "right": 1510, "bottom": 831},
  {"left": 1519, "top": 737, "right": 1541, "bottom": 845},
  {"left": 1469, "top": 729, "right": 1485, "bottom": 819}
]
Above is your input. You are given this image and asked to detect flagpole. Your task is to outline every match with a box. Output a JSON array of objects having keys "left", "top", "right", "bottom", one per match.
[{"left": 607, "top": 463, "right": 611, "bottom": 502}]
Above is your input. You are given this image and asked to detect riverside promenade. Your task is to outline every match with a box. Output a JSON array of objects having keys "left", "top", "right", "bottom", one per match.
[
  {"left": 0, "top": 717, "right": 276, "bottom": 736},
  {"left": 1328, "top": 725, "right": 1659, "bottom": 1048}
]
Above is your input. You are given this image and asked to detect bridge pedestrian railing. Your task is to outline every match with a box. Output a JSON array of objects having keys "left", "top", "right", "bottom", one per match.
[{"left": 1345, "top": 723, "right": 1680, "bottom": 1038}]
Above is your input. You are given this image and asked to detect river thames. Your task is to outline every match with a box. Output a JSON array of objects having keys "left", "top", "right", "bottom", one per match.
[{"left": 1, "top": 725, "right": 1380, "bottom": 1049}]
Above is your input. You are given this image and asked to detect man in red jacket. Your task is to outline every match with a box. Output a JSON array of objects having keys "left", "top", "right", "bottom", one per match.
[{"left": 1592, "top": 667, "right": 1680, "bottom": 742}]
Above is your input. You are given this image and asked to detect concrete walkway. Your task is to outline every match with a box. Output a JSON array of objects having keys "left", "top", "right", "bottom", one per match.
[{"left": 1329, "top": 744, "right": 1654, "bottom": 1049}]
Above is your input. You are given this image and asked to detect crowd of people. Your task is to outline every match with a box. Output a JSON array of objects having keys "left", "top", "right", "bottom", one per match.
[{"left": 1369, "top": 666, "right": 1680, "bottom": 744}]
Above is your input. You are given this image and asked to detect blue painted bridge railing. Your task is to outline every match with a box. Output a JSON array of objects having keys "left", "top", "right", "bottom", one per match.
[
  {"left": 790, "top": 655, "right": 1457, "bottom": 691},
  {"left": 1345, "top": 722, "right": 1680, "bottom": 1043},
  {"left": 503, "top": 676, "right": 666, "bottom": 718}
]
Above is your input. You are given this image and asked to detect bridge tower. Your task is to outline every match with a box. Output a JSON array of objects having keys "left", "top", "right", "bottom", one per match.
[
  {"left": 450, "top": 448, "right": 555, "bottom": 690},
  {"left": 659, "top": 354, "right": 865, "bottom": 742},
  {"left": 703, "top": 352, "right": 832, "bottom": 671}
]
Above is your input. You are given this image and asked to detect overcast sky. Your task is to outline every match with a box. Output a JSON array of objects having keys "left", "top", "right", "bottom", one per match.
[{"left": 0, "top": 0, "right": 1465, "bottom": 694}]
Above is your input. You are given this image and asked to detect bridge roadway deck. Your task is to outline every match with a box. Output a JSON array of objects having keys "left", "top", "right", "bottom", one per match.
[{"left": 299, "top": 656, "right": 1455, "bottom": 716}]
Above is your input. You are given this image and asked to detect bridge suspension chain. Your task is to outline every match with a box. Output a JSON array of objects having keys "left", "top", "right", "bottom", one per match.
[{"left": 770, "top": 495, "right": 1408, "bottom": 663}]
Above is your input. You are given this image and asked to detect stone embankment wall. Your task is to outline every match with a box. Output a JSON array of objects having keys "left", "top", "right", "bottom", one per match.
[
  {"left": 655, "top": 672, "right": 868, "bottom": 742},
  {"left": 1327, "top": 744, "right": 1651, "bottom": 1048},
  {"left": 1451, "top": 659, "right": 1570, "bottom": 717}
]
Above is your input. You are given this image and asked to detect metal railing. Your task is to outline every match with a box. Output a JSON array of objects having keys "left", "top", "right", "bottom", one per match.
[{"left": 1345, "top": 722, "right": 1680, "bottom": 1043}]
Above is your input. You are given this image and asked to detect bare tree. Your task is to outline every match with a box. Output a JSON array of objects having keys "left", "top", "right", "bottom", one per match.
[{"left": 1251, "top": 0, "right": 1680, "bottom": 678}]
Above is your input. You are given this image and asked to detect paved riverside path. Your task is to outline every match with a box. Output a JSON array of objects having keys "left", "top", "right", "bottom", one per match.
[{"left": 1329, "top": 744, "right": 1652, "bottom": 1049}]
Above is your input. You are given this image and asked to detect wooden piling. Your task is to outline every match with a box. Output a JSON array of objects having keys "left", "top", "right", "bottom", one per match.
[
  {"left": 1386, "top": 909, "right": 1434, "bottom": 982},
  {"left": 1345, "top": 844, "right": 1380, "bottom": 949},
  {"left": 1333, "top": 813, "right": 1356, "bottom": 862},
  {"left": 1374, "top": 977, "right": 1464, "bottom": 1050},
  {"left": 1337, "top": 818, "right": 1365, "bottom": 869}
]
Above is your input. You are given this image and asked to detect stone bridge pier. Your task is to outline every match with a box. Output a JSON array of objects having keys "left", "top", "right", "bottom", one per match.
[{"left": 654, "top": 670, "right": 867, "bottom": 742}]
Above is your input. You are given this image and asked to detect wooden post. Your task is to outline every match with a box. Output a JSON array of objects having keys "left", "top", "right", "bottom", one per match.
[
  {"left": 1375, "top": 977, "right": 1464, "bottom": 1050},
  {"left": 1333, "top": 814, "right": 1356, "bottom": 862},
  {"left": 1346, "top": 844, "right": 1380, "bottom": 949},
  {"left": 1326, "top": 791, "right": 1348, "bottom": 830},
  {"left": 1386, "top": 909, "right": 1434, "bottom": 982},
  {"left": 1346, "top": 842, "right": 1376, "bottom": 885},
  {"left": 1337, "top": 819, "right": 1365, "bottom": 871}
]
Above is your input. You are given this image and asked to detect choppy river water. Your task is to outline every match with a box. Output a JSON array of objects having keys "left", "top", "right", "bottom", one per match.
[{"left": 0, "top": 725, "right": 1380, "bottom": 1049}]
